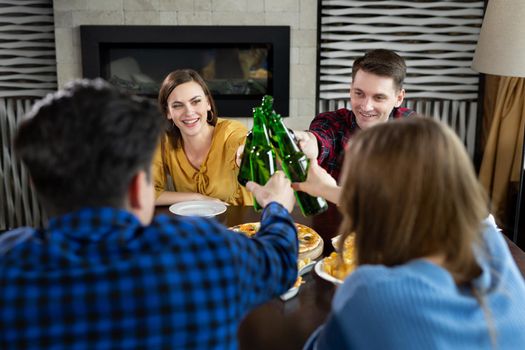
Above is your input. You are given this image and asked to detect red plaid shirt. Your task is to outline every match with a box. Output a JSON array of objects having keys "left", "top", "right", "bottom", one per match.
[{"left": 309, "top": 107, "right": 415, "bottom": 181}]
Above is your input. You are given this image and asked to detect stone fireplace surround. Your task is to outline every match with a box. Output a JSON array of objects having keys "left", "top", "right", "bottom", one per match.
[{"left": 53, "top": 0, "right": 318, "bottom": 130}]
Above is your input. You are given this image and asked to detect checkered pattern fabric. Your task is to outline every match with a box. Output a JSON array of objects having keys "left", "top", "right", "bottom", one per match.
[
  {"left": 0, "top": 202, "right": 298, "bottom": 349},
  {"left": 310, "top": 107, "right": 414, "bottom": 181}
]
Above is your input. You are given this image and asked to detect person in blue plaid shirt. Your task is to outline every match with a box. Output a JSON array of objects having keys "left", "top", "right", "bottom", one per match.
[{"left": 0, "top": 79, "right": 298, "bottom": 349}]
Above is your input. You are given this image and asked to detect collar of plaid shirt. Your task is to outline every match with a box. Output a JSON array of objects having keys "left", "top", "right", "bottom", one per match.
[{"left": 48, "top": 207, "right": 141, "bottom": 240}]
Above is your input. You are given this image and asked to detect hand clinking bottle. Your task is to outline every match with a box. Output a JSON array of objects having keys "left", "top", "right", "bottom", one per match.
[
  {"left": 239, "top": 106, "right": 276, "bottom": 211},
  {"left": 268, "top": 111, "right": 328, "bottom": 216}
]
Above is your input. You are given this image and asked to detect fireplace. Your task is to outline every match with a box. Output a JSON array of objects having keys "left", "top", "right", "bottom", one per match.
[{"left": 80, "top": 25, "right": 290, "bottom": 117}]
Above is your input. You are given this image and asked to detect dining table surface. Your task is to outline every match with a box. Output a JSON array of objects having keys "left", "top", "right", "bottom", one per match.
[{"left": 155, "top": 203, "right": 525, "bottom": 350}]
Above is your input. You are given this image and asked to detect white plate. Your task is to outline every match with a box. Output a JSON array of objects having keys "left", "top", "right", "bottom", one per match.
[
  {"left": 280, "top": 285, "right": 299, "bottom": 301},
  {"left": 280, "top": 260, "right": 318, "bottom": 301},
  {"left": 169, "top": 200, "right": 227, "bottom": 217},
  {"left": 314, "top": 260, "right": 343, "bottom": 285},
  {"left": 299, "top": 260, "right": 316, "bottom": 275}
]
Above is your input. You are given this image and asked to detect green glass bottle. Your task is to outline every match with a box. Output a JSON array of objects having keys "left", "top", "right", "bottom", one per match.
[
  {"left": 268, "top": 112, "right": 328, "bottom": 216},
  {"left": 249, "top": 107, "right": 277, "bottom": 211},
  {"left": 237, "top": 130, "right": 253, "bottom": 186},
  {"left": 238, "top": 95, "right": 274, "bottom": 186},
  {"left": 260, "top": 95, "right": 274, "bottom": 119}
]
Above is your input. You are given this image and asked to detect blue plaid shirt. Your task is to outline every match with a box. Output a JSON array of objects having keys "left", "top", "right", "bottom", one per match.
[{"left": 0, "top": 202, "right": 298, "bottom": 349}]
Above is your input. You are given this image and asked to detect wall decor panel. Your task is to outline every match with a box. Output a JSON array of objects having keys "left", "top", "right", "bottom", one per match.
[
  {"left": 317, "top": 0, "right": 484, "bottom": 158},
  {"left": 0, "top": 0, "right": 54, "bottom": 230}
]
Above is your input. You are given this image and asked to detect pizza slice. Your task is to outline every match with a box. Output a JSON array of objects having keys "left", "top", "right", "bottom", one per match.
[{"left": 230, "top": 222, "right": 323, "bottom": 260}]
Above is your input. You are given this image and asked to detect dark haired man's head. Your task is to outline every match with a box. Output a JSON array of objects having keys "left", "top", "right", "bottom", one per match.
[
  {"left": 352, "top": 49, "right": 407, "bottom": 90},
  {"left": 350, "top": 49, "right": 407, "bottom": 130},
  {"left": 14, "top": 79, "right": 163, "bottom": 219}
]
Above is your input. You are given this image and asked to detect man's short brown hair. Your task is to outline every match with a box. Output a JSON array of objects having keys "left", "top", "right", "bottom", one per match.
[{"left": 351, "top": 49, "right": 407, "bottom": 91}]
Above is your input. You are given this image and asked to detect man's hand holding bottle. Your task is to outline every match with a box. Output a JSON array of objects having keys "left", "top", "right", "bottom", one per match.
[
  {"left": 291, "top": 158, "right": 341, "bottom": 205},
  {"left": 292, "top": 130, "right": 319, "bottom": 160},
  {"left": 247, "top": 171, "right": 295, "bottom": 212}
]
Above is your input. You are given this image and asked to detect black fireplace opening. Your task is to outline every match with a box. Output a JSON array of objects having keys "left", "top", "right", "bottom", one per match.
[{"left": 80, "top": 25, "right": 290, "bottom": 118}]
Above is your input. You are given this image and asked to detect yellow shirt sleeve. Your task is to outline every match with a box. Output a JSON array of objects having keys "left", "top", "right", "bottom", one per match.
[
  {"left": 152, "top": 119, "right": 253, "bottom": 205},
  {"left": 152, "top": 139, "right": 168, "bottom": 199}
]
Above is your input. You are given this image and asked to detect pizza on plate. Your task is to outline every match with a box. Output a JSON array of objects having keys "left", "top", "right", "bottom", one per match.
[
  {"left": 230, "top": 222, "right": 259, "bottom": 237},
  {"left": 230, "top": 222, "right": 323, "bottom": 260}
]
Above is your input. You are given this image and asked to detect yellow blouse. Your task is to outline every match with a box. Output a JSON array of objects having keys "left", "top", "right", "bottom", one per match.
[{"left": 153, "top": 118, "right": 253, "bottom": 206}]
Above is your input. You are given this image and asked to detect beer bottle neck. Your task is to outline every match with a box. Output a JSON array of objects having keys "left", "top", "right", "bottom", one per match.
[
  {"left": 252, "top": 109, "right": 271, "bottom": 145},
  {"left": 261, "top": 95, "right": 274, "bottom": 117},
  {"left": 269, "top": 114, "right": 301, "bottom": 155}
]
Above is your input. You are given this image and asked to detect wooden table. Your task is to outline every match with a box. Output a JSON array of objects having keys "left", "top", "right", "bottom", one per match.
[{"left": 156, "top": 204, "right": 525, "bottom": 350}]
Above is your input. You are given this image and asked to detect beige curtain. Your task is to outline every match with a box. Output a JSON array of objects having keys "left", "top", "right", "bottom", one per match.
[{"left": 479, "top": 76, "right": 525, "bottom": 229}]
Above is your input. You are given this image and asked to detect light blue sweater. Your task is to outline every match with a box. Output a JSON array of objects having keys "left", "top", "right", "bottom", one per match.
[{"left": 304, "top": 220, "right": 525, "bottom": 349}]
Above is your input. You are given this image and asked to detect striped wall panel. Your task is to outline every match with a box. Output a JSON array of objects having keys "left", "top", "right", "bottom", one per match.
[
  {"left": 0, "top": 0, "right": 54, "bottom": 230},
  {"left": 317, "top": 0, "right": 484, "bottom": 156},
  {"left": 1, "top": 98, "right": 47, "bottom": 230},
  {"left": 0, "top": 0, "right": 57, "bottom": 98}
]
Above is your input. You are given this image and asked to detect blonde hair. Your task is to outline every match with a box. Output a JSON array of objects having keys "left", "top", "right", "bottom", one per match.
[{"left": 338, "top": 116, "right": 488, "bottom": 284}]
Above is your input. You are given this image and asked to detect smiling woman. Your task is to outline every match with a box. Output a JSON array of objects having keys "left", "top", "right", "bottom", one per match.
[{"left": 153, "top": 69, "right": 253, "bottom": 206}]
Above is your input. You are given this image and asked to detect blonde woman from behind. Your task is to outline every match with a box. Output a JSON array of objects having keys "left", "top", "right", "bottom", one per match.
[{"left": 302, "top": 117, "right": 525, "bottom": 349}]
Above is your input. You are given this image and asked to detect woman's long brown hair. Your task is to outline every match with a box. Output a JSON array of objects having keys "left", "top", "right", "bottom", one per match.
[{"left": 338, "top": 116, "right": 488, "bottom": 285}]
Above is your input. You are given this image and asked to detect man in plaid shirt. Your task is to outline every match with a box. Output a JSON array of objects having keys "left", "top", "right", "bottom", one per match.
[
  {"left": 0, "top": 79, "right": 298, "bottom": 349},
  {"left": 296, "top": 49, "right": 416, "bottom": 181}
]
